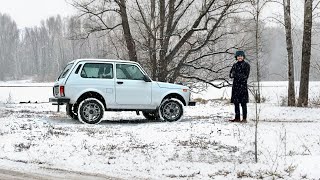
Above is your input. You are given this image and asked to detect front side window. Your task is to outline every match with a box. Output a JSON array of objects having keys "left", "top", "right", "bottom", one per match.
[
  {"left": 116, "top": 64, "right": 145, "bottom": 80},
  {"left": 81, "top": 63, "right": 113, "bottom": 79},
  {"left": 58, "top": 63, "right": 74, "bottom": 79}
]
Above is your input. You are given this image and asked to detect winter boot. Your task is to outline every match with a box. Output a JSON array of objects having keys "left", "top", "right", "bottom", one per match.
[
  {"left": 241, "top": 119, "right": 247, "bottom": 123},
  {"left": 229, "top": 118, "right": 240, "bottom": 122}
]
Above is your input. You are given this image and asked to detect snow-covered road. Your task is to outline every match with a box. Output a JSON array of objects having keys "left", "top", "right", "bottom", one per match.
[{"left": 0, "top": 167, "right": 120, "bottom": 180}]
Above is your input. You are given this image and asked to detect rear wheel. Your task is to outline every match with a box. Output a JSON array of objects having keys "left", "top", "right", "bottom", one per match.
[
  {"left": 77, "top": 98, "right": 104, "bottom": 124},
  {"left": 142, "top": 111, "right": 159, "bottom": 120},
  {"left": 66, "top": 104, "right": 78, "bottom": 120},
  {"left": 159, "top": 99, "right": 183, "bottom": 122}
]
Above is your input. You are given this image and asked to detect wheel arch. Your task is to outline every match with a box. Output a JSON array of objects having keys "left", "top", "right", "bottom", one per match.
[
  {"left": 162, "top": 93, "right": 186, "bottom": 106},
  {"left": 76, "top": 91, "right": 107, "bottom": 109}
]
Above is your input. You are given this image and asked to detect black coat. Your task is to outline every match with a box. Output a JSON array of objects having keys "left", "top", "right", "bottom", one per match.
[{"left": 230, "top": 61, "right": 250, "bottom": 103}]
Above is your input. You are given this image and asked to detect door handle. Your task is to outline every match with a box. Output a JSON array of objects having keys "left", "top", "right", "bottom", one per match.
[{"left": 117, "top": 81, "right": 123, "bottom": 84}]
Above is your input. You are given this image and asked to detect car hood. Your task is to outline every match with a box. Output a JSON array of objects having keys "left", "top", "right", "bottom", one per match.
[{"left": 156, "top": 82, "right": 187, "bottom": 89}]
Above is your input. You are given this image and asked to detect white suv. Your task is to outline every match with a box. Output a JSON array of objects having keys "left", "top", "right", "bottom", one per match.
[{"left": 49, "top": 59, "right": 195, "bottom": 124}]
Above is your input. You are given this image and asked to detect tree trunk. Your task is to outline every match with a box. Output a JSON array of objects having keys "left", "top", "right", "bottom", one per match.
[
  {"left": 158, "top": 0, "right": 167, "bottom": 82},
  {"left": 118, "top": 0, "right": 138, "bottom": 62},
  {"left": 149, "top": 0, "right": 157, "bottom": 80},
  {"left": 254, "top": 89, "right": 258, "bottom": 163},
  {"left": 298, "top": 0, "right": 312, "bottom": 107},
  {"left": 283, "top": 0, "right": 295, "bottom": 106},
  {"left": 255, "top": 0, "right": 261, "bottom": 103}
]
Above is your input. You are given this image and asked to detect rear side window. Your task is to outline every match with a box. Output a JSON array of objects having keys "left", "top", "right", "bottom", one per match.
[
  {"left": 81, "top": 63, "right": 113, "bottom": 79},
  {"left": 58, "top": 63, "right": 74, "bottom": 79}
]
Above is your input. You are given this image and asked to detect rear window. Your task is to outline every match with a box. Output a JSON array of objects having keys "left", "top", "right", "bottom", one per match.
[{"left": 58, "top": 63, "right": 74, "bottom": 79}]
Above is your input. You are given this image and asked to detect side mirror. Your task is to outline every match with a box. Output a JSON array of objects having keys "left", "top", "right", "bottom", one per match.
[{"left": 143, "top": 75, "right": 152, "bottom": 82}]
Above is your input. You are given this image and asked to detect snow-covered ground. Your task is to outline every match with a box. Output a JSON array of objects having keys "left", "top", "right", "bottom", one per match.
[{"left": 0, "top": 81, "right": 320, "bottom": 179}]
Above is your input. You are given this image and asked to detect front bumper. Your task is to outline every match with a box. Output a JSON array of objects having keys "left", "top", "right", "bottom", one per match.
[
  {"left": 49, "top": 97, "right": 70, "bottom": 105},
  {"left": 188, "top": 101, "right": 196, "bottom": 106}
]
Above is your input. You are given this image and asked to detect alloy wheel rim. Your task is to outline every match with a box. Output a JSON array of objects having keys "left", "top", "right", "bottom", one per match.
[
  {"left": 162, "top": 102, "right": 181, "bottom": 120},
  {"left": 82, "top": 102, "right": 101, "bottom": 122}
]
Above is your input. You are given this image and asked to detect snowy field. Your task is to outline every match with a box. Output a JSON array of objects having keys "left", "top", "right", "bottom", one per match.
[{"left": 0, "top": 81, "right": 320, "bottom": 179}]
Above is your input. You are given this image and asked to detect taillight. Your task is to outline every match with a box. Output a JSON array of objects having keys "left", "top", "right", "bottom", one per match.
[{"left": 60, "top": 86, "right": 65, "bottom": 97}]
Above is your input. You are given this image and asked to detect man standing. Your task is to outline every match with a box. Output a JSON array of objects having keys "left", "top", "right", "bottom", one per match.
[{"left": 229, "top": 51, "right": 250, "bottom": 123}]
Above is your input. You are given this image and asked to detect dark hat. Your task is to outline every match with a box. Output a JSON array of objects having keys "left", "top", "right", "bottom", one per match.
[{"left": 235, "top": 50, "right": 245, "bottom": 59}]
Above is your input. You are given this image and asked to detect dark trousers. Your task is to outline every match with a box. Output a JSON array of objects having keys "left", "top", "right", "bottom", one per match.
[{"left": 234, "top": 103, "right": 247, "bottom": 119}]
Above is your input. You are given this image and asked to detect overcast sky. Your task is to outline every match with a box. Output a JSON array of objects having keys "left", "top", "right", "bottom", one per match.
[{"left": 0, "top": 0, "right": 76, "bottom": 28}]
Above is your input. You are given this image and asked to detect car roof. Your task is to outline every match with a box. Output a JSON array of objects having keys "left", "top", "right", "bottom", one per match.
[{"left": 69, "top": 59, "right": 136, "bottom": 64}]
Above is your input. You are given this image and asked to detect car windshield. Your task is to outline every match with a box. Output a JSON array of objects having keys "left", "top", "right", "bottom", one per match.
[{"left": 58, "top": 63, "right": 74, "bottom": 80}]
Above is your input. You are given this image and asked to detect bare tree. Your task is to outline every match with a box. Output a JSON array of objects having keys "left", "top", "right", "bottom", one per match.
[
  {"left": 283, "top": 0, "right": 295, "bottom": 106},
  {"left": 70, "top": 0, "right": 249, "bottom": 85},
  {"left": 247, "top": 0, "right": 274, "bottom": 103},
  {"left": 247, "top": 0, "right": 274, "bottom": 163},
  {"left": 24, "top": 28, "right": 41, "bottom": 75},
  {"left": 298, "top": 0, "right": 313, "bottom": 107},
  {"left": 0, "top": 13, "right": 19, "bottom": 80}
]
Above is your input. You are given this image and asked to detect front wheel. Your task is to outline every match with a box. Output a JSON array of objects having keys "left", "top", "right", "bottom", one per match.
[
  {"left": 159, "top": 99, "right": 184, "bottom": 122},
  {"left": 77, "top": 98, "right": 104, "bottom": 124}
]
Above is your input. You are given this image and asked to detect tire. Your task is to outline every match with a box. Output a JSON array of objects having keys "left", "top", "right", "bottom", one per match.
[
  {"left": 142, "top": 111, "right": 159, "bottom": 120},
  {"left": 66, "top": 104, "right": 78, "bottom": 120},
  {"left": 77, "top": 98, "right": 104, "bottom": 124},
  {"left": 159, "top": 99, "right": 184, "bottom": 122}
]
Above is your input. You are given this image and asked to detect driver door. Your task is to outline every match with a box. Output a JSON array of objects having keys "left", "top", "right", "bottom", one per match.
[{"left": 115, "top": 63, "right": 152, "bottom": 105}]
